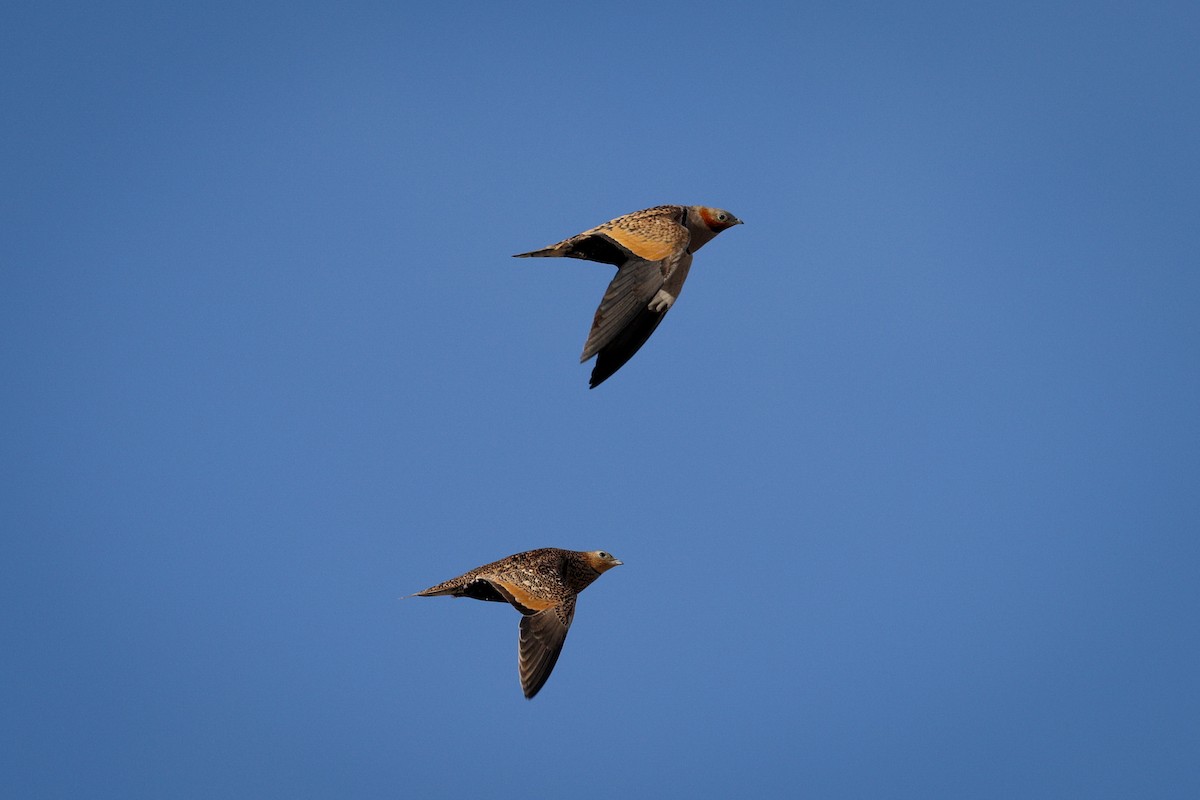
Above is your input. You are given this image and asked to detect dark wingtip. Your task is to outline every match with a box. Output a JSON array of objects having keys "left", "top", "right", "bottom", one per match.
[
  {"left": 586, "top": 307, "right": 666, "bottom": 389},
  {"left": 588, "top": 364, "right": 612, "bottom": 389}
]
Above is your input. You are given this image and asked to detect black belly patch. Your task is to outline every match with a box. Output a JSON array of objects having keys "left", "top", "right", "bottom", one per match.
[
  {"left": 462, "top": 579, "right": 509, "bottom": 603},
  {"left": 567, "top": 234, "right": 628, "bottom": 266}
]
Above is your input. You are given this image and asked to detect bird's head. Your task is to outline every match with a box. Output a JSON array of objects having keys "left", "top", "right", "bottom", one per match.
[
  {"left": 585, "top": 550, "right": 624, "bottom": 573},
  {"left": 696, "top": 207, "right": 743, "bottom": 232}
]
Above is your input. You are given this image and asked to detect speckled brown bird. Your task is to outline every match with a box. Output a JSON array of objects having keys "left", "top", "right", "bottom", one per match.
[
  {"left": 514, "top": 205, "right": 743, "bottom": 388},
  {"left": 415, "top": 548, "right": 622, "bottom": 698}
]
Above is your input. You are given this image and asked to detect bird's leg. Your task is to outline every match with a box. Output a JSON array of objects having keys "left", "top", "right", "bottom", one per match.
[{"left": 648, "top": 289, "right": 676, "bottom": 313}]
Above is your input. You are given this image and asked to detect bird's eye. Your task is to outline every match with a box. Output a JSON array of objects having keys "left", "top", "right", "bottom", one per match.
[{"left": 717, "top": 213, "right": 727, "bottom": 221}]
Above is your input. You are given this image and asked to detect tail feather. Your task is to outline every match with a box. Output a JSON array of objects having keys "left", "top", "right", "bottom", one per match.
[
  {"left": 413, "top": 584, "right": 459, "bottom": 597},
  {"left": 512, "top": 246, "right": 563, "bottom": 258}
]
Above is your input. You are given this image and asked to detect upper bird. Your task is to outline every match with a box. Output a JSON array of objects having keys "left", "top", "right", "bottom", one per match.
[
  {"left": 415, "top": 547, "right": 622, "bottom": 699},
  {"left": 514, "top": 205, "right": 743, "bottom": 388}
]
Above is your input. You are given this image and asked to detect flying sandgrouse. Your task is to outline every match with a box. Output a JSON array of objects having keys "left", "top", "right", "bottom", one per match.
[
  {"left": 415, "top": 548, "right": 622, "bottom": 698},
  {"left": 514, "top": 205, "right": 742, "bottom": 388}
]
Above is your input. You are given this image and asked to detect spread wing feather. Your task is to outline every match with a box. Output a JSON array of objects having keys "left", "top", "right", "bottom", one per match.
[
  {"left": 580, "top": 259, "right": 665, "bottom": 362},
  {"left": 518, "top": 599, "right": 576, "bottom": 699},
  {"left": 588, "top": 305, "right": 669, "bottom": 389}
]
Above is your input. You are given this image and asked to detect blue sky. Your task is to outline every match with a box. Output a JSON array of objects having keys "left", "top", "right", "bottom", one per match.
[{"left": 3, "top": 1, "right": 1198, "bottom": 797}]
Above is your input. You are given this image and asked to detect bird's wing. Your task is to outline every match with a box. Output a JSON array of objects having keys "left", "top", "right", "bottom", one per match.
[
  {"left": 518, "top": 598, "right": 576, "bottom": 699},
  {"left": 587, "top": 303, "right": 670, "bottom": 389},
  {"left": 580, "top": 258, "right": 667, "bottom": 362}
]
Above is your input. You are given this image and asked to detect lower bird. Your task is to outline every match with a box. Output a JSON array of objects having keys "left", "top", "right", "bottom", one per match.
[
  {"left": 414, "top": 548, "right": 622, "bottom": 698},
  {"left": 514, "top": 204, "right": 742, "bottom": 388}
]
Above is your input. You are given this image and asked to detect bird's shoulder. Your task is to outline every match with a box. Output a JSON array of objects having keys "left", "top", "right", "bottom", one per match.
[
  {"left": 588, "top": 206, "right": 689, "bottom": 263},
  {"left": 479, "top": 549, "right": 570, "bottom": 595}
]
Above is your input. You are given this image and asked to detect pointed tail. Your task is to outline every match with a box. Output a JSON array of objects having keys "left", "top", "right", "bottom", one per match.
[{"left": 512, "top": 246, "right": 564, "bottom": 258}]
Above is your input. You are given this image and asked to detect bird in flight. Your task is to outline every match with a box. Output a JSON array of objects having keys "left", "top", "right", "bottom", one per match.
[
  {"left": 414, "top": 547, "right": 622, "bottom": 698},
  {"left": 515, "top": 205, "right": 742, "bottom": 388}
]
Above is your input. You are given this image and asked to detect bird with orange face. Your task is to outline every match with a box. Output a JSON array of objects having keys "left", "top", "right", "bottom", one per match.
[{"left": 515, "top": 205, "right": 742, "bottom": 388}]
